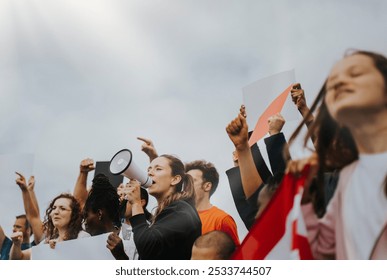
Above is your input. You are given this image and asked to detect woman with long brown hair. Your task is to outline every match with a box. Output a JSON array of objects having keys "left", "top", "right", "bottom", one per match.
[
  {"left": 289, "top": 50, "right": 387, "bottom": 259},
  {"left": 125, "top": 154, "right": 202, "bottom": 260}
]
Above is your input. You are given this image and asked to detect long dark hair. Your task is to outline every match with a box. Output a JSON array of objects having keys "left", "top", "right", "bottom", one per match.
[
  {"left": 153, "top": 155, "right": 196, "bottom": 221},
  {"left": 43, "top": 193, "right": 83, "bottom": 241},
  {"left": 289, "top": 50, "right": 387, "bottom": 212}
]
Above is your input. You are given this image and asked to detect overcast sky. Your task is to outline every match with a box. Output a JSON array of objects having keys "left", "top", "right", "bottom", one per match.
[{"left": 1, "top": 0, "right": 387, "bottom": 239}]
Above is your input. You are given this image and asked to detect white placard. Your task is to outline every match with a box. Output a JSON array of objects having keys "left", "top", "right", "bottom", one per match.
[
  {"left": 32, "top": 233, "right": 115, "bottom": 260},
  {"left": 242, "top": 69, "right": 298, "bottom": 129}
]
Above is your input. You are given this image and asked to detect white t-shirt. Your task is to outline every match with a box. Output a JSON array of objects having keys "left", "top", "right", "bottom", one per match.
[
  {"left": 120, "top": 223, "right": 139, "bottom": 260},
  {"left": 342, "top": 151, "right": 387, "bottom": 259},
  {"left": 77, "top": 230, "right": 91, "bottom": 239}
]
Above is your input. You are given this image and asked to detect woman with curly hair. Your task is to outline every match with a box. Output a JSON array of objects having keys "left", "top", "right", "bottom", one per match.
[
  {"left": 43, "top": 193, "right": 89, "bottom": 243},
  {"left": 10, "top": 193, "right": 89, "bottom": 259}
]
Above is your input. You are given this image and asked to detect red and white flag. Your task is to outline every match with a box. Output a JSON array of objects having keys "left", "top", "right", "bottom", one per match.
[{"left": 231, "top": 166, "right": 314, "bottom": 260}]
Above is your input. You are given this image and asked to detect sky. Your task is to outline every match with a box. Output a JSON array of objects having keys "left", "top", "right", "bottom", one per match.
[{"left": 1, "top": 0, "right": 387, "bottom": 240}]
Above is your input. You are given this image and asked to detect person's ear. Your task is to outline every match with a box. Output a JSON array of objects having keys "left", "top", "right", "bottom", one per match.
[
  {"left": 98, "top": 209, "right": 103, "bottom": 221},
  {"left": 203, "top": 182, "right": 212, "bottom": 193},
  {"left": 171, "top": 175, "right": 182, "bottom": 186}
]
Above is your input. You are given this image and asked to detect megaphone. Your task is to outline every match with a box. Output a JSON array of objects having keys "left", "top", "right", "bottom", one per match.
[{"left": 109, "top": 149, "right": 152, "bottom": 188}]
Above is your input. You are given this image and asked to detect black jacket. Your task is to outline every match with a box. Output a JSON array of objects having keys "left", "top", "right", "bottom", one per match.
[
  {"left": 130, "top": 200, "right": 201, "bottom": 260},
  {"left": 226, "top": 133, "right": 287, "bottom": 230}
]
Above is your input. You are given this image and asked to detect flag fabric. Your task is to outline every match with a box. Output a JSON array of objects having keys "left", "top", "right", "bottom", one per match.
[{"left": 231, "top": 166, "right": 314, "bottom": 260}]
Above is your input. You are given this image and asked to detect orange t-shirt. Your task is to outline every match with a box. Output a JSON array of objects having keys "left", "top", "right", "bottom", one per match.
[{"left": 198, "top": 206, "right": 240, "bottom": 246}]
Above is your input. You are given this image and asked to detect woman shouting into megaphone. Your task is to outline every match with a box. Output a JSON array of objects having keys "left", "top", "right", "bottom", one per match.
[{"left": 124, "top": 154, "right": 202, "bottom": 260}]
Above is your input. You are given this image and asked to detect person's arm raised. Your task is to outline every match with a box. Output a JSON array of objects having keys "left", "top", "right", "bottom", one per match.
[
  {"left": 26, "top": 175, "right": 40, "bottom": 223},
  {"left": 137, "top": 137, "right": 158, "bottom": 162},
  {"left": 226, "top": 107, "right": 263, "bottom": 199},
  {"left": 291, "top": 83, "right": 314, "bottom": 129},
  {"left": 73, "top": 158, "right": 95, "bottom": 209},
  {"left": 268, "top": 113, "right": 285, "bottom": 136},
  {"left": 15, "top": 172, "right": 43, "bottom": 244}
]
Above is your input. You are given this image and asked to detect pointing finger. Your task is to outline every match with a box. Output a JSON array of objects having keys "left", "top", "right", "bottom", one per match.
[{"left": 137, "top": 137, "right": 152, "bottom": 145}]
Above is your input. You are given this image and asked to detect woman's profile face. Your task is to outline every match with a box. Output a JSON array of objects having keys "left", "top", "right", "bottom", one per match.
[
  {"left": 50, "top": 197, "right": 72, "bottom": 230},
  {"left": 325, "top": 54, "right": 386, "bottom": 124},
  {"left": 83, "top": 209, "right": 105, "bottom": 236},
  {"left": 147, "top": 156, "right": 175, "bottom": 200}
]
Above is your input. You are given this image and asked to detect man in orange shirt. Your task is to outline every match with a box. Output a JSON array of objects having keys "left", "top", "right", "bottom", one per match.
[{"left": 185, "top": 160, "right": 240, "bottom": 246}]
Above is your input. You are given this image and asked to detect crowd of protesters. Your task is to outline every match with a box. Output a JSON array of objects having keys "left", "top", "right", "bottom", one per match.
[{"left": 1, "top": 49, "right": 386, "bottom": 260}]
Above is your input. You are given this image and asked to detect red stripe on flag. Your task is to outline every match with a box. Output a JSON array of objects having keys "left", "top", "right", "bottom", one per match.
[
  {"left": 292, "top": 220, "right": 314, "bottom": 260},
  {"left": 231, "top": 165, "right": 312, "bottom": 260}
]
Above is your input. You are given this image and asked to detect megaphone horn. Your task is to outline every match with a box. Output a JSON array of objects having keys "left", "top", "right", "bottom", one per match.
[{"left": 109, "top": 149, "right": 152, "bottom": 188}]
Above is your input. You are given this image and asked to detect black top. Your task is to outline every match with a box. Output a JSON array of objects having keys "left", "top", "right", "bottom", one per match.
[
  {"left": 130, "top": 200, "right": 202, "bottom": 260},
  {"left": 226, "top": 133, "right": 287, "bottom": 230}
]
